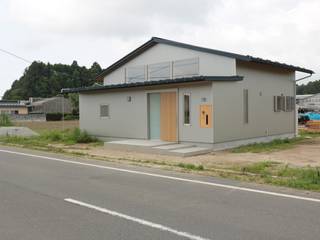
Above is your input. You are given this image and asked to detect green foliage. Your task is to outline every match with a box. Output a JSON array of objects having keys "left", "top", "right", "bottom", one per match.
[
  {"left": 296, "top": 80, "right": 320, "bottom": 94},
  {"left": 2, "top": 61, "right": 102, "bottom": 100},
  {"left": 0, "top": 114, "right": 13, "bottom": 126},
  {"left": 63, "top": 114, "right": 79, "bottom": 120},
  {"left": 232, "top": 138, "right": 303, "bottom": 153},
  {"left": 68, "top": 93, "right": 79, "bottom": 115},
  {"left": 46, "top": 113, "right": 63, "bottom": 121},
  {"left": 0, "top": 128, "right": 99, "bottom": 147},
  {"left": 177, "top": 163, "right": 204, "bottom": 171},
  {"left": 71, "top": 128, "right": 97, "bottom": 143},
  {"left": 239, "top": 161, "right": 320, "bottom": 191}
]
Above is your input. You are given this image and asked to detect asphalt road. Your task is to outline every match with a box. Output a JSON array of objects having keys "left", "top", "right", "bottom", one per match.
[{"left": 0, "top": 146, "right": 320, "bottom": 240}]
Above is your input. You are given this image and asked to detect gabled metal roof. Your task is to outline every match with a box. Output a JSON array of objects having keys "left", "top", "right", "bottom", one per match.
[
  {"left": 62, "top": 75, "right": 243, "bottom": 94},
  {"left": 96, "top": 37, "right": 314, "bottom": 80}
]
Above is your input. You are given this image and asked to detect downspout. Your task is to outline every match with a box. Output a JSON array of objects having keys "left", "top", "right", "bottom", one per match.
[{"left": 294, "top": 73, "right": 313, "bottom": 136}]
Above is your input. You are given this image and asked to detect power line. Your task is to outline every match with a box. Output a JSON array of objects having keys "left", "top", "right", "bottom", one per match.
[{"left": 0, "top": 48, "right": 32, "bottom": 63}]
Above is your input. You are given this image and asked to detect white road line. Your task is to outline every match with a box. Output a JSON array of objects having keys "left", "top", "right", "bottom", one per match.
[
  {"left": 65, "top": 198, "right": 211, "bottom": 240},
  {"left": 1, "top": 148, "right": 320, "bottom": 203}
]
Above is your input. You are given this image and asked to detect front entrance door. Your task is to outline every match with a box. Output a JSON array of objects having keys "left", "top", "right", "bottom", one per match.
[
  {"left": 149, "top": 93, "right": 161, "bottom": 139},
  {"left": 148, "top": 92, "right": 177, "bottom": 142},
  {"left": 160, "top": 92, "right": 177, "bottom": 142}
]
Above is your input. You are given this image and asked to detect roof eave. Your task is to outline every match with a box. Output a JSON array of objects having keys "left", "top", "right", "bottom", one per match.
[{"left": 62, "top": 75, "right": 243, "bottom": 94}]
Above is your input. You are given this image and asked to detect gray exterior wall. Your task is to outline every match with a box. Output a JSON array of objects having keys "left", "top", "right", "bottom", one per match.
[
  {"left": 79, "top": 90, "right": 148, "bottom": 139},
  {"left": 178, "top": 84, "right": 213, "bottom": 143},
  {"left": 103, "top": 43, "right": 236, "bottom": 85},
  {"left": 79, "top": 83, "right": 214, "bottom": 143},
  {"left": 212, "top": 61, "right": 296, "bottom": 143}
]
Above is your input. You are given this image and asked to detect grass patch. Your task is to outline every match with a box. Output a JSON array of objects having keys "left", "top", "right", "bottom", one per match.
[
  {"left": 0, "top": 128, "right": 100, "bottom": 147},
  {"left": 232, "top": 138, "right": 303, "bottom": 153},
  {"left": 238, "top": 161, "right": 320, "bottom": 191},
  {"left": 232, "top": 129, "right": 320, "bottom": 154},
  {"left": 177, "top": 163, "right": 204, "bottom": 171},
  {"left": 0, "top": 114, "right": 13, "bottom": 126}
]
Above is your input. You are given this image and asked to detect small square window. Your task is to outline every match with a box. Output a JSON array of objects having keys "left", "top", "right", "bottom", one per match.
[{"left": 100, "top": 105, "right": 109, "bottom": 117}]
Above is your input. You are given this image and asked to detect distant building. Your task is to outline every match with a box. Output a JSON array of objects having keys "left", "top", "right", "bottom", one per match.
[
  {"left": 296, "top": 94, "right": 320, "bottom": 111},
  {"left": 28, "top": 96, "right": 73, "bottom": 114},
  {"left": 0, "top": 100, "right": 28, "bottom": 115}
]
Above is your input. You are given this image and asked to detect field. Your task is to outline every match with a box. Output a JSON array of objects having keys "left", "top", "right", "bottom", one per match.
[{"left": 13, "top": 120, "right": 79, "bottom": 133}]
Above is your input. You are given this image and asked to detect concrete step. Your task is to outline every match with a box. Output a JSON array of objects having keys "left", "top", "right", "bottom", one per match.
[
  {"left": 104, "top": 139, "right": 212, "bottom": 157},
  {"left": 153, "top": 143, "right": 195, "bottom": 150},
  {"left": 169, "top": 147, "right": 212, "bottom": 157}
]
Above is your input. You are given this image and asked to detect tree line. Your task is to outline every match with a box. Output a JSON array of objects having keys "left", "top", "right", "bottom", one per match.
[
  {"left": 3, "top": 61, "right": 102, "bottom": 100},
  {"left": 296, "top": 80, "right": 320, "bottom": 95}
]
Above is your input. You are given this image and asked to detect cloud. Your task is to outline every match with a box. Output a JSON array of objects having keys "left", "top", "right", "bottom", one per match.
[
  {"left": 8, "top": 0, "right": 213, "bottom": 38},
  {"left": 1, "top": 0, "right": 319, "bottom": 97}
]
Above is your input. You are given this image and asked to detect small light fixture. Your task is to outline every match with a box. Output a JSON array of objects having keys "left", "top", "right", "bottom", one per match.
[{"left": 201, "top": 97, "right": 207, "bottom": 102}]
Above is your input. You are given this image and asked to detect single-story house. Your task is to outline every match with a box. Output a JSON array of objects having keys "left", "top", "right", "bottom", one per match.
[
  {"left": 0, "top": 100, "right": 28, "bottom": 115},
  {"left": 28, "top": 96, "right": 72, "bottom": 114},
  {"left": 62, "top": 37, "right": 313, "bottom": 149},
  {"left": 296, "top": 94, "right": 320, "bottom": 111}
]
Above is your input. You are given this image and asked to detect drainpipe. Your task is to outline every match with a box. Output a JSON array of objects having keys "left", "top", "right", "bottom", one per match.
[{"left": 294, "top": 73, "right": 313, "bottom": 136}]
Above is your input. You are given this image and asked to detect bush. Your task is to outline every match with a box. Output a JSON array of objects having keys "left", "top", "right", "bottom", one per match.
[
  {"left": 64, "top": 114, "right": 79, "bottom": 120},
  {"left": 72, "top": 128, "right": 97, "bottom": 143},
  {"left": 177, "top": 163, "right": 204, "bottom": 171},
  {"left": 0, "top": 113, "right": 13, "bottom": 126},
  {"left": 46, "top": 113, "right": 63, "bottom": 121}
]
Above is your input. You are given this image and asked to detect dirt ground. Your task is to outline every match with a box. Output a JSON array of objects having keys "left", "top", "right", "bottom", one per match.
[
  {"left": 11, "top": 120, "right": 320, "bottom": 168},
  {"left": 61, "top": 137, "right": 320, "bottom": 169},
  {"left": 14, "top": 120, "right": 79, "bottom": 132}
]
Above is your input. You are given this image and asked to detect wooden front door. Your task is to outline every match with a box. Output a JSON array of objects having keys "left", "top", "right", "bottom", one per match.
[{"left": 160, "top": 92, "right": 177, "bottom": 142}]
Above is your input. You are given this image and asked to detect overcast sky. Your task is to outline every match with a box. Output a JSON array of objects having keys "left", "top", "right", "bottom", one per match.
[{"left": 1, "top": 0, "right": 319, "bottom": 98}]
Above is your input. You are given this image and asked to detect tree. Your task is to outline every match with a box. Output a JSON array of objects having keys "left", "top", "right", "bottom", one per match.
[
  {"left": 68, "top": 93, "right": 79, "bottom": 115},
  {"left": 2, "top": 61, "right": 103, "bottom": 100},
  {"left": 297, "top": 80, "right": 320, "bottom": 94}
]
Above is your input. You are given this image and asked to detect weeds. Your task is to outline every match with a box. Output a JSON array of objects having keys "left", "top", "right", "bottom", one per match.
[
  {"left": 239, "top": 161, "right": 320, "bottom": 191},
  {"left": 0, "top": 128, "right": 99, "bottom": 146},
  {"left": 232, "top": 138, "right": 304, "bottom": 153},
  {"left": 0, "top": 114, "right": 13, "bottom": 127},
  {"left": 177, "top": 163, "right": 204, "bottom": 171}
]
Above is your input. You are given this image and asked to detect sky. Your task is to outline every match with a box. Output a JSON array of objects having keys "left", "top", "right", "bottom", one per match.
[{"left": 1, "top": 0, "right": 319, "bottom": 98}]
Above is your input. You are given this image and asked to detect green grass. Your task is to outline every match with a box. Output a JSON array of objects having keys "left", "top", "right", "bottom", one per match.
[
  {"left": 0, "top": 128, "right": 100, "bottom": 147},
  {"left": 232, "top": 130, "right": 320, "bottom": 153},
  {"left": 236, "top": 161, "right": 320, "bottom": 191},
  {"left": 177, "top": 163, "right": 205, "bottom": 171},
  {"left": 231, "top": 138, "right": 302, "bottom": 153},
  {"left": 0, "top": 114, "right": 13, "bottom": 126}
]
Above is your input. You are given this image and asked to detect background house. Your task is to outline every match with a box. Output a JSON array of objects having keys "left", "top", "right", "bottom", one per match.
[
  {"left": 296, "top": 93, "right": 320, "bottom": 111},
  {"left": 0, "top": 100, "right": 28, "bottom": 115},
  {"left": 28, "top": 96, "right": 73, "bottom": 114}
]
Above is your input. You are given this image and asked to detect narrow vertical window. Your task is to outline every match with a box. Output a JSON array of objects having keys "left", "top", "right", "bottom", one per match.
[
  {"left": 184, "top": 94, "right": 190, "bottom": 124},
  {"left": 243, "top": 89, "right": 249, "bottom": 124}
]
